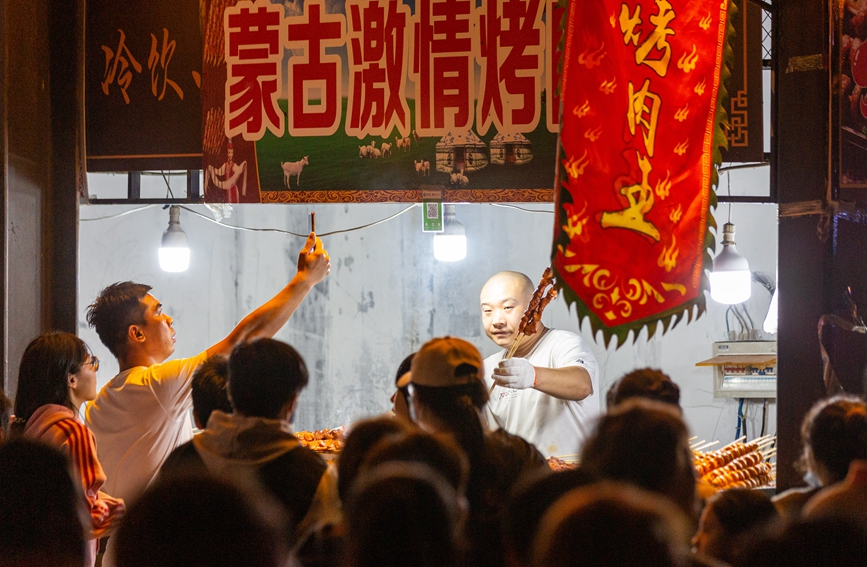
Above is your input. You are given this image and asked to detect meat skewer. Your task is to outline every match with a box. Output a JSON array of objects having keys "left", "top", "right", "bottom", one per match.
[{"left": 489, "top": 267, "right": 558, "bottom": 395}]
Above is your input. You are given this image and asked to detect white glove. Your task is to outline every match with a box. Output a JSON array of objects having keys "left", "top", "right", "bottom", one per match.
[{"left": 492, "top": 358, "right": 536, "bottom": 390}]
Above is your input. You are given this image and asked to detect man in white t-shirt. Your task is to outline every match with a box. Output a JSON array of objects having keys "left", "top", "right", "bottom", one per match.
[
  {"left": 480, "top": 271, "right": 600, "bottom": 458},
  {"left": 85, "top": 232, "right": 330, "bottom": 506}
]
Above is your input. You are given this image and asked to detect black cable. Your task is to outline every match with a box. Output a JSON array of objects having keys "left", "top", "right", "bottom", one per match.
[
  {"left": 160, "top": 171, "right": 177, "bottom": 199},
  {"left": 178, "top": 203, "right": 419, "bottom": 238},
  {"left": 760, "top": 398, "right": 768, "bottom": 437}
]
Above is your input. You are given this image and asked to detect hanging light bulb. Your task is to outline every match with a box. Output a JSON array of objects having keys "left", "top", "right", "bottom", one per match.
[
  {"left": 159, "top": 205, "right": 190, "bottom": 272},
  {"left": 763, "top": 287, "right": 778, "bottom": 334},
  {"left": 434, "top": 204, "right": 466, "bottom": 262},
  {"left": 709, "top": 221, "right": 751, "bottom": 304}
]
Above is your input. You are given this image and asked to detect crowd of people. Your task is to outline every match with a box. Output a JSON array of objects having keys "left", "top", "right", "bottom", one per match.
[{"left": 1, "top": 236, "right": 867, "bottom": 566}]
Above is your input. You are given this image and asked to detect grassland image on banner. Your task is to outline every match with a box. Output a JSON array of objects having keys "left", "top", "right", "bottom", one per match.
[
  {"left": 552, "top": 0, "right": 730, "bottom": 346},
  {"left": 201, "top": 0, "right": 567, "bottom": 203}
]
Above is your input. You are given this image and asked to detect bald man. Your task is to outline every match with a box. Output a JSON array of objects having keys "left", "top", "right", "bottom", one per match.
[{"left": 480, "top": 271, "right": 600, "bottom": 458}]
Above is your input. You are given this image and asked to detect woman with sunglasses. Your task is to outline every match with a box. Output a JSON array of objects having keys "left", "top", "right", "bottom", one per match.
[{"left": 12, "top": 332, "right": 125, "bottom": 567}]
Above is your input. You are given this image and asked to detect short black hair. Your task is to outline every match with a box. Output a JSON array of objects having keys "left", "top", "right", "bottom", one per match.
[
  {"left": 802, "top": 394, "right": 867, "bottom": 482},
  {"left": 86, "top": 281, "right": 152, "bottom": 358},
  {"left": 192, "top": 356, "right": 233, "bottom": 427},
  {"left": 337, "top": 416, "right": 412, "bottom": 502},
  {"left": 395, "top": 353, "right": 415, "bottom": 386},
  {"left": 228, "top": 339, "right": 309, "bottom": 419},
  {"left": 607, "top": 368, "right": 681, "bottom": 409},
  {"left": 707, "top": 488, "right": 778, "bottom": 537},
  {"left": 361, "top": 431, "right": 469, "bottom": 495},
  {"left": 580, "top": 399, "right": 696, "bottom": 515}
]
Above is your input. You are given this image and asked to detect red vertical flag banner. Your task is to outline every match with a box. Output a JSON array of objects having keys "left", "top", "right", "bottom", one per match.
[{"left": 552, "top": 0, "right": 733, "bottom": 346}]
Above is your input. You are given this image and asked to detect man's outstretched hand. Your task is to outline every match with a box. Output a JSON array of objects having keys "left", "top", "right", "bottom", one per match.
[{"left": 297, "top": 232, "right": 331, "bottom": 286}]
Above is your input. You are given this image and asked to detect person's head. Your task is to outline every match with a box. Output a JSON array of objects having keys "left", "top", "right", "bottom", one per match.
[
  {"left": 227, "top": 338, "right": 308, "bottom": 420},
  {"left": 409, "top": 337, "right": 487, "bottom": 454},
  {"left": 735, "top": 516, "right": 867, "bottom": 567},
  {"left": 191, "top": 355, "right": 232, "bottom": 429},
  {"left": 800, "top": 394, "right": 867, "bottom": 485},
  {"left": 480, "top": 271, "right": 536, "bottom": 349},
  {"left": 0, "top": 439, "right": 87, "bottom": 567},
  {"left": 532, "top": 482, "right": 692, "bottom": 567},
  {"left": 580, "top": 399, "right": 697, "bottom": 517},
  {"left": 344, "top": 462, "right": 464, "bottom": 567},
  {"left": 692, "top": 488, "right": 779, "bottom": 564},
  {"left": 337, "top": 416, "right": 413, "bottom": 502},
  {"left": 391, "top": 352, "right": 415, "bottom": 422},
  {"left": 361, "top": 430, "right": 470, "bottom": 496},
  {"left": 86, "top": 282, "right": 176, "bottom": 362},
  {"left": 606, "top": 368, "right": 681, "bottom": 410},
  {"left": 504, "top": 467, "right": 597, "bottom": 567},
  {"left": 13, "top": 332, "right": 98, "bottom": 430},
  {"left": 114, "top": 474, "right": 288, "bottom": 567}
]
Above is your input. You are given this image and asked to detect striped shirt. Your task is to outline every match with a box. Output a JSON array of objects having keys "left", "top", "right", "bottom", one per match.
[{"left": 24, "top": 404, "right": 125, "bottom": 566}]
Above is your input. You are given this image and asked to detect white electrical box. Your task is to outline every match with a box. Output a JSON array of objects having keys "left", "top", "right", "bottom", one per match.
[{"left": 696, "top": 341, "right": 777, "bottom": 399}]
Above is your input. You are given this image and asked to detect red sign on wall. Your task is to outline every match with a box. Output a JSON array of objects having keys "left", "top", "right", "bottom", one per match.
[{"left": 553, "top": 0, "right": 731, "bottom": 346}]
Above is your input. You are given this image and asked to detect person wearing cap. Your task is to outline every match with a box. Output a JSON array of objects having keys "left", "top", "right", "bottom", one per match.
[
  {"left": 480, "top": 271, "right": 600, "bottom": 458},
  {"left": 390, "top": 353, "right": 415, "bottom": 422},
  {"left": 409, "top": 336, "right": 547, "bottom": 567}
]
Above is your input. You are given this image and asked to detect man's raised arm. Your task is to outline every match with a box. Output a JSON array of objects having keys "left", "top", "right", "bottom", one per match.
[{"left": 206, "top": 232, "right": 330, "bottom": 357}]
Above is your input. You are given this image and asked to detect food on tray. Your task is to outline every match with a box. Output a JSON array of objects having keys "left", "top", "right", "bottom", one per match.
[
  {"left": 294, "top": 426, "right": 346, "bottom": 453},
  {"left": 547, "top": 456, "right": 578, "bottom": 472}
]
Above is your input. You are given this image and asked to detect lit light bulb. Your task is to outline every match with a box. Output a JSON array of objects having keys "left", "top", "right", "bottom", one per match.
[
  {"left": 710, "top": 222, "right": 751, "bottom": 304},
  {"left": 434, "top": 204, "right": 467, "bottom": 262},
  {"left": 159, "top": 206, "right": 190, "bottom": 272}
]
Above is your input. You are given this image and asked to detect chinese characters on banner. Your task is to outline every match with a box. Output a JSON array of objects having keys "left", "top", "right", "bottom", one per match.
[
  {"left": 552, "top": 0, "right": 731, "bottom": 346},
  {"left": 201, "top": 0, "right": 565, "bottom": 203},
  {"left": 86, "top": 0, "right": 202, "bottom": 172}
]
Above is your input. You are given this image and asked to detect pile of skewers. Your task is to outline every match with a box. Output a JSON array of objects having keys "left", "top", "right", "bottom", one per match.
[{"left": 692, "top": 435, "right": 776, "bottom": 490}]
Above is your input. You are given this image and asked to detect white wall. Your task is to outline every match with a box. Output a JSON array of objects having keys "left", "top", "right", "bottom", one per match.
[{"left": 78, "top": 190, "right": 778, "bottom": 447}]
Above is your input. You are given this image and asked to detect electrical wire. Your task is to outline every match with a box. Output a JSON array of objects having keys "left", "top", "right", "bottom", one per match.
[
  {"left": 725, "top": 306, "right": 732, "bottom": 335},
  {"left": 726, "top": 173, "right": 732, "bottom": 224},
  {"left": 177, "top": 203, "right": 420, "bottom": 238},
  {"left": 736, "top": 397, "right": 744, "bottom": 440},
  {"left": 731, "top": 305, "right": 748, "bottom": 336},
  {"left": 737, "top": 303, "right": 755, "bottom": 332},
  {"left": 488, "top": 203, "right": 554, "bottom": 214},
  {"left": 161, "top": 171, "right": 177, "bottom": 200},
  {"left": 80, "top": 205, "right": 159, "bottom": 221},
  {"left": 744, "top": 399, "right": 750, "bottom": 440}
]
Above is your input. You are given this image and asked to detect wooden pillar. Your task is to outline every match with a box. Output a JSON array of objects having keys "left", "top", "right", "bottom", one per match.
[
  {"left": 775, "top": 0, "right": 832, "bottom": 490},
  {"left": 0, "top": 0, "right": 79, "bottom": 398},
  {"left": 47, "top": 0, "right": 81, "bottom": 333}
]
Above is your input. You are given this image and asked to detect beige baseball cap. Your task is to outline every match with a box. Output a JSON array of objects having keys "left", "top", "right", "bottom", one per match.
[{"left": 410, "top": 336, "right": 483, "bottom": 387}]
